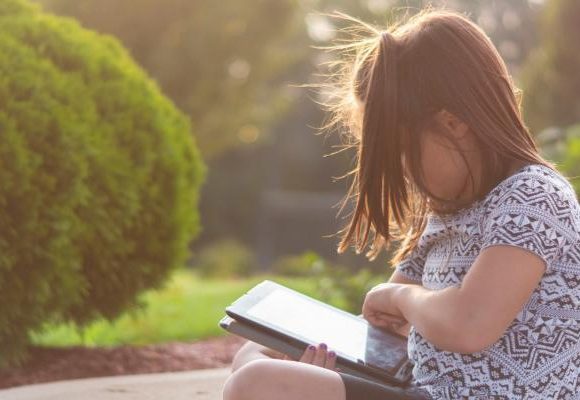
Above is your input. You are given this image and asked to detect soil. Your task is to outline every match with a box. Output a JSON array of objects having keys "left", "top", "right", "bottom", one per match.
[{"left": 0, "top": 335, "right": 248, "bottom": 389}]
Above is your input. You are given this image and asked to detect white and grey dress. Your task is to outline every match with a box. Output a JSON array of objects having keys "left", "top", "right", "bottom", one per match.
[{"left": 396, "top": 164, "right": 580, "bottom": 399}]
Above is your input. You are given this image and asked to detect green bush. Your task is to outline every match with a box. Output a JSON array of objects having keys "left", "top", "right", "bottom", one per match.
[
  {"left": 192, "top": 238, "right": 257, "bottom": 279},
  {"left": 0, "top": 0, "right": 206, "bottom": 366},
  {"left": 520, "top": 0, "right": 580, "bottom": 133},
  {"left": 271, "top": 250, "right": 322, "bottom": 277},
  {"left": 557, "top": 124, "right": 580, "bottom": 193},
  {"left": 272, "top": 251, "right": 389, "bottom": 314}
]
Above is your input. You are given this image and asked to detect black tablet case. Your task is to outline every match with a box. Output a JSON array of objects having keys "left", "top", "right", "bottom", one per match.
[{"left": 219, "top": 279, "right": 415, "bottom": 387}]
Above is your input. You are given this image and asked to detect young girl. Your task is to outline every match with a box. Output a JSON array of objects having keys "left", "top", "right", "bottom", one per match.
[{"left": 222, "top": 7, "right": 580, "bottom": 400}]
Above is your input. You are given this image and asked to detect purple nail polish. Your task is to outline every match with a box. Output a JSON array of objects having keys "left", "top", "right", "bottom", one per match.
[
  {"left": 329, "top": 351, "right": 336, "bottom": 357},
  {"left": 320, "top": 343, "right": 327, "bottom": 349},
  {"left": 308, "top": 345, "right": 315, "bottom": 350}
]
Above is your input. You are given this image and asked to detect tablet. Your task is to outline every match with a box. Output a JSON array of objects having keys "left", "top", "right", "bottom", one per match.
[
  {"left": 220, "top": 315, "right": 417, "bottom": 388},
  {"left": 221, "top": 279, "right": 414, "bottom": 386}
]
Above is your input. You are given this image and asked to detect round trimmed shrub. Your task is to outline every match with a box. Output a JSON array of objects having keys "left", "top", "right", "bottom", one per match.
[{"left": 0, "top": 0, "right": 206, "bottom": 366}]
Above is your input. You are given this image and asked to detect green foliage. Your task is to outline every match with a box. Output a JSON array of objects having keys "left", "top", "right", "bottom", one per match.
[
  {"left": 535, "top": 123, "right": 580, "bottom": 195},
  {"left": 0, "top": 0, "right": 36, "bottom": 14},
  {"left": 520, "top": 0, "right": 580, "bottom": 133},
  {"left": 272, "top": 251, "right": 390, "bottom": 314},
  {"left": 192, "top": 238, "right": 257, "bottom": 279},
  {"left": 31, "top": 262, "right": 390, "bottom": 348},
  {"left": 30, "top": 269, "right": 319, "bottom": 346},
  {"left": 557, "top": 124, "right": 580, "bottom": 193},
  {"left": 37, "top": 0, "right": 308, "bottom": 160},
  {"left": 271, "top": 250, "right": 323, "bottom": 277},
  {"left": 0, "top": 0, "right": 206, "bottom": 366},
  {"left": 312, "top": 260, "right": 388, "bottom": 314}
]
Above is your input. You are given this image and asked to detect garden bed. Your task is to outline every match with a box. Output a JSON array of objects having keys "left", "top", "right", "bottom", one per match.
[{"left": 0, "top": 334, "right": 246, "bottom": 389}]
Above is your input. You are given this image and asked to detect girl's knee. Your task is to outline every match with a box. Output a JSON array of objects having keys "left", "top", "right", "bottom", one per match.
[
  {"left": 222, "top": 370, "right": 246, "bottom": 400},
  {"left": 222, "top": 373, "right": 241, "bottom": 400},
  {"left": 223, "top": 359, "right": 274, "bottom": 400},
  {"left": 231, "top": 342, "right": 273, "bottom": 373}
]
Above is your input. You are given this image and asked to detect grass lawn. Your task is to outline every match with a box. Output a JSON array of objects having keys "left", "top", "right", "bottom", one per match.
[{"left": 30, "top": 269, "right": 328, "bottom": 347}]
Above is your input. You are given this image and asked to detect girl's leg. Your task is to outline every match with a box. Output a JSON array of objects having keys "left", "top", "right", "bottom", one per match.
[
  {"left": 222, "top": 357, "right": 346, "bottom": 400},
  {"left": 230, "top": 340, "right": 278, "bottom": 372}
]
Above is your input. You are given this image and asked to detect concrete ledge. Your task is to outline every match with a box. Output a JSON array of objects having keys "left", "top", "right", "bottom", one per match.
[{"left": 0, "top": 367, "right": 232, "bottom": 400}]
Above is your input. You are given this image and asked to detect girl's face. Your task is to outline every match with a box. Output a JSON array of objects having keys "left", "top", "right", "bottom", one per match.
[{"left": 405, "top": 111, "right": 481, "bottom": 205}]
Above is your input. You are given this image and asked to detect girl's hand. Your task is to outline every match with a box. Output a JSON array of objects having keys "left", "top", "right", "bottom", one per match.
[
  {"left": 362, "top": 283, "right": 407, "bottom": 330},
  {"left": 282, "top": 342, "right": 341, "bottom": 372}
]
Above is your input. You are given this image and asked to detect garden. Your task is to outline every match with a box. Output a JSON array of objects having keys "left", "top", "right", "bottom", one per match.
[{"left": 0, "top": 0, "right": 579, "bottom": 395}]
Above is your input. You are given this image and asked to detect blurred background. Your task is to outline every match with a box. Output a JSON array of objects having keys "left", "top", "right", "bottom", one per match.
[
  {"left": 1, "top": 0, "right": 579, "bottom": 371},
  {"left": 36, "top": 0, "right": 578, "bottom": 272}
]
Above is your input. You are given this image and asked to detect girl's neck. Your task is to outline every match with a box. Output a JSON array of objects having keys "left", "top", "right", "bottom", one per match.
[{"left": 428, "top": 159, "right": 531, "bottom": 216}]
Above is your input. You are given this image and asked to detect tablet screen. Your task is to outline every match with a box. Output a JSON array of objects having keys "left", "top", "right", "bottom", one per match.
[{"left": 247, "top": 288, "right": 368, "bottom": 360}]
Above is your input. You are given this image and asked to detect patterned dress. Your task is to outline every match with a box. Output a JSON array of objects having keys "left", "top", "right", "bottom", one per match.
[{"left": 396, "top": 163, "right": 580, "bottom": 399}]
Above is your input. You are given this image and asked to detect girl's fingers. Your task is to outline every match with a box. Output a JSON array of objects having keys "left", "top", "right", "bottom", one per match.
[
  {"left": 299, "top": 345, "right": 316, "bottom": 363},
  {"left": 325, "top": 350, "right": 337, "bottom": 370},
  {"left": 298, "top": 343, "right": 340, "bottom": 371},
  {"left": 373, "top": 310, "right": 405, "bottom": 321},
  {"left": 373, "top": 312, "right": 406, "bottom": 325},
  {"left": 370, "top": 315, "right": 407, "bottom": 330},
  {"left": 374, "top": 315, "right": 408, "bottom": 333},
  {"left": 378, "top": 317, "right": 405, "bottom": 327},
  {"left": 368, "top": 314, "right": 392, "bottom": 327},
  {"left": 312, "top": 343, "right": 327, "bottom": 366}
]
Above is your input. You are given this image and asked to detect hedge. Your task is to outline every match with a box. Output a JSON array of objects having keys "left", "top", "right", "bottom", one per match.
[{"left": 0, "top": 0, "right": 206, "bottom": 366}]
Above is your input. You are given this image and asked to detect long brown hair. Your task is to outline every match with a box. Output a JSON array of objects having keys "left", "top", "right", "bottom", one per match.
[{"left": 309, "top": 6, "right": 555, "bottom": 264}]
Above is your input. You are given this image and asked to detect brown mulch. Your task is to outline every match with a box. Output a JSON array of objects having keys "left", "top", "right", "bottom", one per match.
[{"left": 0, "top": 335, "right": 248, "bottom": 390}]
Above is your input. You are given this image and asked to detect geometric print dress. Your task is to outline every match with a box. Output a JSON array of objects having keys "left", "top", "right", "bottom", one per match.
[{"left": 396, "top": 163, "right": 580, "bottom": 399}]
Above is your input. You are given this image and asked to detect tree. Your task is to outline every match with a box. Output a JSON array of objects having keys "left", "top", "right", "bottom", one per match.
[
  {"left": 520, "top": 0, "right": 580, "bottom": 133},
  {"left": 0, "top": 0, "right": 206, "bottom": 366},
  {"left": 37, "top": 0, "right": 308, "bottom": 160}
]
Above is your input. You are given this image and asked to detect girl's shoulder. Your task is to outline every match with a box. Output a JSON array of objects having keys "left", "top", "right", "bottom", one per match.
[
  {"left": 429, "top": 163, "right": 580, "bottom": 239},
  {"left": 476, "top": 163, "right": 580, "bottom": 236},
  {"left": 482, "top": 163, "right": 579, "bottom": 213},
  {"left": 478, "top": 163, "right": 580, "bottom": 267}
]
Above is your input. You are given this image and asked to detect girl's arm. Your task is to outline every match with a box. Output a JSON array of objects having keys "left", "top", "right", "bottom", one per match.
[
  {"left": 393, "top": 244, "right": 545, "bottom": 353},
  {"left": 386, "top": 269, "right": 423, "bottom": 337}
]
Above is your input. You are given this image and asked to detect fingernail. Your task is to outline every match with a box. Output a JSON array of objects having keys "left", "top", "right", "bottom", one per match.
[
  {"left": 308, "top": 345, "right": 315, "bottom": 350},
  {"left": 319, "top": 343, "right": 327, "bottom": 349},
  {"left": 329, "top": 351, "right": 336, "bottom": 357}
]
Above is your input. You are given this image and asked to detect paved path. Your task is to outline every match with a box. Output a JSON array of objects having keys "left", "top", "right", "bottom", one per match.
[{"left": 0, "top": 367, "right": 231, "bottom": 400}]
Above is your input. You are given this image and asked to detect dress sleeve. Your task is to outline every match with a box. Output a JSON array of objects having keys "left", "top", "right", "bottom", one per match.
[
  {"left": 480, "top": 173, "right": 577, "bottom": 270},
  {"left": 394, "top": 238, "right": 427, "bottom": 283}
]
